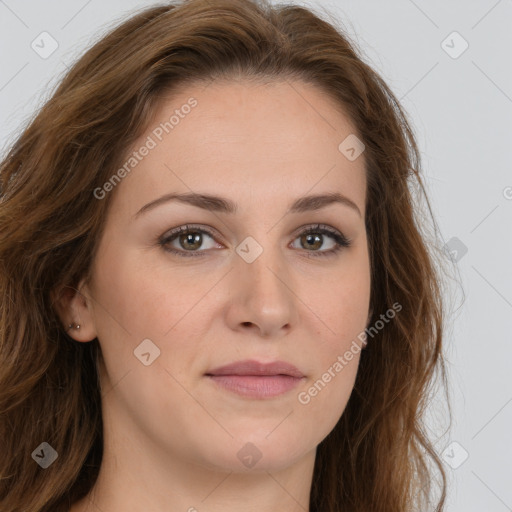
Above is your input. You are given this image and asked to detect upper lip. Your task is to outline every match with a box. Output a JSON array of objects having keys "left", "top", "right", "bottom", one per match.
[{"left": 206, "top": 359, "right": 304, "bottom": 378}]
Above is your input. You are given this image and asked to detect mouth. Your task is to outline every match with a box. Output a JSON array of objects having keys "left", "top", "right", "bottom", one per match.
[{"left": 205, "top": 359, "right": 305, "bottom": 399}]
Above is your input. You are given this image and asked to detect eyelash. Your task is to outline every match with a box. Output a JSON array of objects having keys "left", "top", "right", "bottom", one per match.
[{"left": 158, "top": 223, "right": 352, "bottom": 259}]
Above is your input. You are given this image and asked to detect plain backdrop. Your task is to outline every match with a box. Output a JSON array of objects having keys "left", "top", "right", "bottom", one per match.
[{"left": 1, "top": 1, "right": 511, "bottom": 510}]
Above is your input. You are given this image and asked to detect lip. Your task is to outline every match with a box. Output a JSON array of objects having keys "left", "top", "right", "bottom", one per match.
[
  {"left": 205, "top": 359, "right": 305, "bottom": 399},
  {"left": 206, "top": 359, "right": 304, "bottom": 378}
]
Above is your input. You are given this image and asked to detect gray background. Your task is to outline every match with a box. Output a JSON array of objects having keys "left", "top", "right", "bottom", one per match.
[{"left": 1, "top": 0, "right": 511, "bottom": 510}]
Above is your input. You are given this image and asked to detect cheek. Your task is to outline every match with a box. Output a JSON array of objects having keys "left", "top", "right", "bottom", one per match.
[
  {"left": 293, "top": 254, "right": 369, "bottom": 428},
  {"left": 294, "top": 346, "right": 360, "bottom": 446},
  {"left": 90, "top": 248, "right": 203, "bottom": 339},
  {"left": 302, "top": 261, "right": 371, "bottom": 345},
  {"left": 88, "top": 246, "right": 220, "bottom": 388}
]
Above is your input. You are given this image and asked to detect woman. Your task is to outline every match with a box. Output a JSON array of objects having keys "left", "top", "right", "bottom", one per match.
[{"left": 0, "top": 0, "right": 450, "bottom": 510}]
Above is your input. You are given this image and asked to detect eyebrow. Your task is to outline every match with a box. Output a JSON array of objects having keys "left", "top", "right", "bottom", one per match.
[{"left": 134, "top": 191, "right": 362, "bottom": 218}]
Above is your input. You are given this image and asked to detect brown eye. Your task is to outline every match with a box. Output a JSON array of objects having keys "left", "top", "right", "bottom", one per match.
[
  {"left": 300, "top": 233, "right": 323, "bottom": 251},
  {"left": 178, "top": 232, "right": 203, "bottom": 251},
  {"left": 290, "top": 224, "right": 351, "bottom": 257},
  {"left": 159, "top": 225, "right": 220, "bottom": 257}
]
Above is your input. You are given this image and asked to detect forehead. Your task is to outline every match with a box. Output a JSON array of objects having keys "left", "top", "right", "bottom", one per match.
[{"left": 111, "top": 79, "right": 366, "bottom": 218}]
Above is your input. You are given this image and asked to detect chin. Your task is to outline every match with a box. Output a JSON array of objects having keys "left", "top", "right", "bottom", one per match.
[{"left": 191, "top": 431, "right": 314, "bottom": 474}]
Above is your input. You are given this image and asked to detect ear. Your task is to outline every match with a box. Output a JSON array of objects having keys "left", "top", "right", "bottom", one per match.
[{"left": 51, "top": 278, "right": 98, "bottom": 342}]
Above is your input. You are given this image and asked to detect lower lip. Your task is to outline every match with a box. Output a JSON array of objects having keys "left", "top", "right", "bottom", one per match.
[{"left": 206, "top": 375, "right": 304, "bottom": 398}]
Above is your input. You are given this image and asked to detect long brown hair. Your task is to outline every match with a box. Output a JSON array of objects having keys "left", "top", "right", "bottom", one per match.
[{"left": 0, "top": 0, "right": 450, "bottom": 510}]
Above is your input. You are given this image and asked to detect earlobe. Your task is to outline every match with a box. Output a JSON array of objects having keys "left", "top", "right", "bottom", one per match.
[{"left": 51, "top": 279, "right": 98, "bottom": 342}]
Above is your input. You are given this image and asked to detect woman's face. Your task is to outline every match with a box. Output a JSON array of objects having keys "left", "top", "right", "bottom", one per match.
[{"left": 76, "top": 78, "right": 371, "bottom": 473}]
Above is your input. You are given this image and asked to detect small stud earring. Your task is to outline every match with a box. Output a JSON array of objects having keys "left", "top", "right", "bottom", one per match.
[{"left": 67, "top": 323, "right": 81, "bottom": 330}]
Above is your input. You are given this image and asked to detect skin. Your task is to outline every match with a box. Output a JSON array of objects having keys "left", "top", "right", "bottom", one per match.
[{"left": 61, "top": 78, "right": 371, "bottom": 512}]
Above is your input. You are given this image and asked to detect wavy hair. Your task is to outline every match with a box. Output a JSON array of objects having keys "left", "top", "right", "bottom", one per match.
[{"left": 0, "top": 0, "right": 450, "bottom": 510}]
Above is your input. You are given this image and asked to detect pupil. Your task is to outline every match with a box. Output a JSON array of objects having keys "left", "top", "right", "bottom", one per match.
[
  {"left": 304, "top": 234, "right": 321, "bottom": 250},
  {"left": 181, "top": 232, "right": 201, "bottom": 250}
]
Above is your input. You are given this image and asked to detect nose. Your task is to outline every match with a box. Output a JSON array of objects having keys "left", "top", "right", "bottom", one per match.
[{"left": 224, "top": 248, "right": 299, "bottom": 338}]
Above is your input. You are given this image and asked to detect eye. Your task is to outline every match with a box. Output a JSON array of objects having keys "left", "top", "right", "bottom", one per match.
[
  {"left": 158, "top": 223, "right": 351, "bottom": 258},
  {"left": 290, "top": 224, "right": 351, "bottom": 258},
  {"left": 158, "top": 224, "right": 221, "bottom": 257}
]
